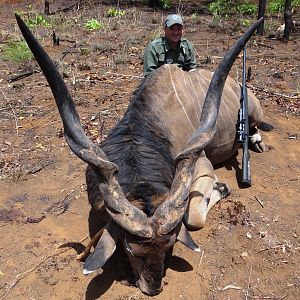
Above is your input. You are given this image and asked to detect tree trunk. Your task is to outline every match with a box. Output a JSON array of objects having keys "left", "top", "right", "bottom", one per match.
[
  {"left": 282, "top": 0, "right": 293, "bottom": 43},
  {"left": 257, "top": 0, "right": 267, "bottom": 35},
  {"left": 44, "top": 0, "right": 50, "bottom": 15},
  {"left": 148, "top": 0, "right": 159, "bottom": 9}
]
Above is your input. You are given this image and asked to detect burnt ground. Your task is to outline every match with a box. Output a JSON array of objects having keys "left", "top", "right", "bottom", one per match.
[{"left": 0, "top": 1, "right": 299, "bottom": 299}]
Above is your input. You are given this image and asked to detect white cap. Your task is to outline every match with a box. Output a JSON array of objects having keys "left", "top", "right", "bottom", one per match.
[{"left": 165, "top": 14, "right": 183, "bottom": 28}]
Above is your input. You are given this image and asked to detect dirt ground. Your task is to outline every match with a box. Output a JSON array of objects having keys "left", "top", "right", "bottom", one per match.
[{"left": 0, "top": 1, "right": 299, "bottom": 299}]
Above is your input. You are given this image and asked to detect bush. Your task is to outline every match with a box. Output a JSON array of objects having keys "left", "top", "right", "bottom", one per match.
[
  {"left": 27, "top": 14, "right": 50, "bottom": 27},
  {"left": 208, "top": 0, "right": 232, "bottom": 16},
  {"left": 84, "top": 19, "right": 104, "bottom": 31},
  {"left": 237, "top": 3, "right": 257, "bottom": 15},
  {"left": 208, "top": 0, "right": 257, "bottom": 16},
  {"left": 267, "top": 0, "right": 285, "bottom": 14},
  {"left": 159, "top": 0, "right": 172, "bottom": 9},
  {"left": 208, "top": 0, "right": 300, "bottom": 17},
  {"left": 1, "top": 40, "right": 33, "bottom": 63},
  {"left": 267, "top": 0, "right": 300, "bottom": 14},
  {"left": 107, "top": 8, "right": 126, "bottom": 17}
]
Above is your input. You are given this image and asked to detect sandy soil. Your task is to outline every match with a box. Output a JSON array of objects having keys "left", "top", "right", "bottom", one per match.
[{"left": 0, "top": 1, "right": 299, "bottom": 299}]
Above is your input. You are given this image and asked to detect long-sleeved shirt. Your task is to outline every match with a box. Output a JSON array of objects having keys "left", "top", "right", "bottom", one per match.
[{"left": 143, "top": 36, "right": 197, "bottom": 76}]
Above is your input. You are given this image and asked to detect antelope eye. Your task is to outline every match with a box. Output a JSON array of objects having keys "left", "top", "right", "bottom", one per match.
[{"left": 124, "top": 239, "right": 135, "bottom": 256}]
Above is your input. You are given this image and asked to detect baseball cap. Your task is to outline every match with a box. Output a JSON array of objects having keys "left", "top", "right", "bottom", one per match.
[{"left": 165, "top": 14, "right": 183, "bottom": 28}]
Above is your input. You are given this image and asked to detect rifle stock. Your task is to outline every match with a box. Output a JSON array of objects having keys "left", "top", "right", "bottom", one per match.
[{"left": 242, "top": 135, "right": 251, "bottom": 186}]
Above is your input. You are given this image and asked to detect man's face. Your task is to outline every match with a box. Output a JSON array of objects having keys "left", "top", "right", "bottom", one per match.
[{"left": 164, "top": 24, "right": 183, "bottom": 46}]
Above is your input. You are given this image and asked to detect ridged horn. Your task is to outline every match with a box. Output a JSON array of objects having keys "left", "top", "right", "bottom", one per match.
[
  {"left": 158, "top": 18, "right": 264, "bottom": 234},
  {"left": 153, "top": 156, "right": 196, "bottom": 235},
  {"left": 15, "top": 14, "right": 117, "bottom": 175},
  {"left": 99, "top": 176, "right": 153, "bottom": 238},
  {"left": 16, "top": 14, "right": 153, "bottom": 238},
  {"left": 176, "top": 18, "right": 264, "bottom": 162}
]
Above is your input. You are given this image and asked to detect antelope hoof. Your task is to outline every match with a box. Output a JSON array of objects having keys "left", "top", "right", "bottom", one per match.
[
  {"left": 76, "top": 250, "right": 90, "bottom": 261},
  {"left": 250, "top": 132, "right": 266, "bottom": 153},
  {"left": 213, "top": 182, "right": 231, "bottom": 198}
]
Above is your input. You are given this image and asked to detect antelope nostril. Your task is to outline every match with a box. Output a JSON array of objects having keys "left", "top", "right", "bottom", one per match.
[{"left": 137, "top": 279, "right": 163, "bottom": 296}]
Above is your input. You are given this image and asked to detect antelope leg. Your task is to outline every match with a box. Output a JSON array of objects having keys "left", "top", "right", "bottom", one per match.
[
  {"left": 76, "top": 228, "right": 104, "bottom": 261},
  {"left": 184, "top": 156, "right": 230, "bottom": 230},
  {"left": 249, "top": 127, "right": 266, "bottom": 153}
]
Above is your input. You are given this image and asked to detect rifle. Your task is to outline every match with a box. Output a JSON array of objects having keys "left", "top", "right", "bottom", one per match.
[{"left": 237, "top": 46, "right": 251, "bottom": 187}]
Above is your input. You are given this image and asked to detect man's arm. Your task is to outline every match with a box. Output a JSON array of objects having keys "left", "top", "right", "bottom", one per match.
[{"left": 143, "top": 43, "right": 159, "bottom": 76}]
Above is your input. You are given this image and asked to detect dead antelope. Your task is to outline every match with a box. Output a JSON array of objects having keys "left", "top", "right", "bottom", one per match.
[{"left": 16, "top": 15, "right": 268, "bottom": 296}]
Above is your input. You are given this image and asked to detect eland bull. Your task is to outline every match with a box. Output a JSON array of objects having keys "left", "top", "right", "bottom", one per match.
[{"left": 16, "top": 15, "right": 269, "bottom": 295}]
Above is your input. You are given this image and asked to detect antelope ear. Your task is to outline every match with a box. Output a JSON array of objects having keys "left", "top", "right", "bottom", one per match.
[
  {"left": 83, "top": 225, "right": 118, "bottom": 275},
  {"left": 177, "top": 223, "right": 200, "bottom": 252}
]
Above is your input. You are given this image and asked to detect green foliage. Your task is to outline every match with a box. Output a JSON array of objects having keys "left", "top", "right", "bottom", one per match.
[
  {"left": 241, "top": 19, "right": 251, "bottom": 26},
  {"left": 208, "top": 0, "right": 232, "bottom": 16},
  {"left": 267, "top": 0, "right": 284, "bottom": 14},
  {"left": 208, "top": 0, "right": 300, "bottom": 17},
  {"left": 191, "top": 13, "right": 198, "bottom": 21},
  {"left": 27, "top": 14, "right": 50, "bottom": 28},
  {"left": 16, "top": 2, "right": 50, "bottom": 28},
  {"left": 1, "top": 40, "right": 33, "bottom": 63},
  {"left": 208, "top": 0, "right": 257, "bottom": 16},
  {"left": 80, "top": 47, "right": 91, "bottom": 56},
  {"left": 237, "top": 3, "right": 257, "bottom": 15},
  {"left": 84, "top": 19, "right": 104, "bottom": 31},
  {"left": 159, "top": 0, "right": 172, "bottom": 9},
  {"left": 267, "top": 0, "right": 300, "bottom": 14},
  {"left": 107, "top": 8, "right": 126, "bottom": 17},
  {"left": 15, "top": 9, "right": 51, "bottom": 28}
]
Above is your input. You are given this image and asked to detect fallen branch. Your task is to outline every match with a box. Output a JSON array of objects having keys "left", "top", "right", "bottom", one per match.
[
  {"left": 258, "top": 244, "right": 286, "bottom": 252},
  {"left": 245, "top": 264, "right": 253, "bottom": 300},
  {"left": 250, "top": 296, "right": 289, "bottom": 299},
  {"left": 45, "top": 0, "right": 84, "bottom": 15},
  {"left": 278, "top": 294, "right": 290, "bottom": 300},
  {"left": 76, "top": 228, "right": 104, "bottom": 261},
  {"left": 26, "top": 160, "right": 54, "bottom": 175},
  {"left": 60, "top": 38, "right": 76, "bottom": 44},
  {"left": 59, "top": 0, "right": 83, "bottom": 13},
  {"left": 105, "top": 71, "right": 143, "bottom": 79},
  {"left": 253, "top": 41, "right": 274, "bottom": 49},
  {"left": 45, "top": 184, "right": 85, "bottom": 216},
  {"left": 220, "top": 284, "right": 242, "bottom": 291},
  {"left": 61, "top": 50, "right": 71, "bottom": 60},
  {"left": 248, "top": 84, "right": 300, "bottom": 100},
  {"left": 25, "top": 215, "right": 46, "bottom": 224},
  {"left": 0, "top": 105, "right": 42, "bottom": 112},
  {"left": 196, "top": 249, "right": 204, "bottom": 276},
  {"left": 269, "top": 91, "right": 300, "bottom": 100},
  {"left": 7, "top": 70, "right": 40, "bottom": 83},
  {"left": 254, "top": 196, "right": 264, "bottom": 208}
]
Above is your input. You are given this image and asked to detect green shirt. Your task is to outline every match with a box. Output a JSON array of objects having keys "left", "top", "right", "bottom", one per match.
[{"left": 143, "top": 37, "right": 197, "bottom": 76}]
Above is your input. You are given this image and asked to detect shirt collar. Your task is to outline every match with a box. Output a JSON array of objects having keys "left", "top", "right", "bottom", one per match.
[{"left": 163, "top": 37, "right": 182, "bottom": 52}]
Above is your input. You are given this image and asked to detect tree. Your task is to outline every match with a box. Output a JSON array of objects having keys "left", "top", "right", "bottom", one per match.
[
  {"left": 44, "top": 0, "right": 50, "bottom": 15},
  {"left": 282, "top": 0, "right": 293, "bottom": 42},
  {"left": 148, "top": 0, "right": 159, "bottom": 8},
  {"left": 257, "top": 0, "right": 267, "bottom": 35}
]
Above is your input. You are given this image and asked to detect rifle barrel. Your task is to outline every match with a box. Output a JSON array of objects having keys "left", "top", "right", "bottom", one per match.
[{"left": 241, "top": 46, "right": 251, "bottom": 187}]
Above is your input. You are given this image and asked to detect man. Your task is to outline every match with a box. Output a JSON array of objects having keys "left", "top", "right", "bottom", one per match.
[{"left": 143, "top": 14, "right": 197, "bottom": 77}]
